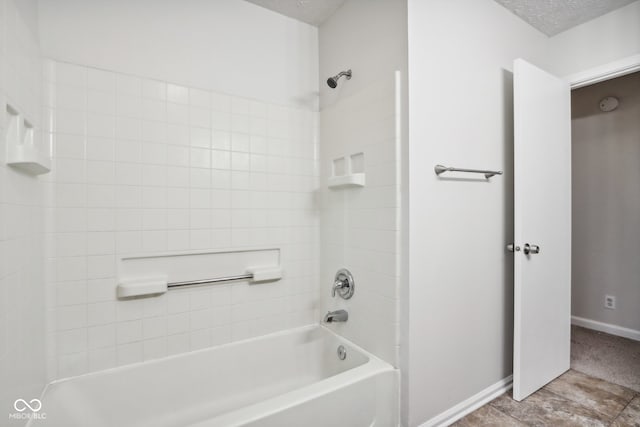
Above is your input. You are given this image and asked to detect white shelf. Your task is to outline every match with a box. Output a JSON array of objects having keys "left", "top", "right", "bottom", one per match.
[
  {"left": 328, "top": 173, "right": 366, "bottom": 189},
  {"left": 4, "top": 104, "right": 50, "bottom": 176},
  {"left": 118, "top": 277, "right": 168, "bottom": 298},
  {"left": 7, "top": 145, "right": 51, "bottom": 175}
]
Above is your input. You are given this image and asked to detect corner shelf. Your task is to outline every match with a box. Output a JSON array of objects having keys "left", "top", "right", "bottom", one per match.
[
  {"left": 7, "top": 145, "right": 51, "bottom": 175},
  {"left": 328, "top": 173, "right": 366, "bottom": 189},
  {"left": 4, "top": 104, "right": 50, "bottom": 176},
  {"left": 328, "top": 152, "right": 365, "bottom": 190}
]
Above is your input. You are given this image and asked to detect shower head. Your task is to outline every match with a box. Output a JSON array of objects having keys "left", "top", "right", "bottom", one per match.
[{"left": 327, "top": 69, "right": 352, "bottom": 88}]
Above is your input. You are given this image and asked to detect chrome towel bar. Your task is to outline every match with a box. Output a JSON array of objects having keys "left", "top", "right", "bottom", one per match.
[
  {"left": 166, "top": 267, "right": 283, "bottom": 290},
  {"left": 434, "top": 164, "right": 503, "bottom": 179},
  {"left": 167, "top": 274, "right": 254, "bottom": 289}
]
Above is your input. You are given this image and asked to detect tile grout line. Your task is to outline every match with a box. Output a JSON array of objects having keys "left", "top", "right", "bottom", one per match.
[
  {"left": 571, "top": 365, "right": 640, "bottom": 396},
  {"left": 464, "top": 374, "right": 639, "bottom": 425},
  {"left": 487, "top": 393, "right": 535, "bottom": 426},
  {"left": 607, "top": 393, "right": 639, "bottom": 426},
  {"left": 541, "top": 382, "right": 631, "bottom": 423},
  {"left": 488, "top": 380, "right": 630, "bottom": 426}
]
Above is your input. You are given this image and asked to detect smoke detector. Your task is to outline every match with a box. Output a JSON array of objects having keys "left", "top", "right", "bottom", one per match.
[{"left": 599, "top": 96, "right": 619, "bottom": 112}]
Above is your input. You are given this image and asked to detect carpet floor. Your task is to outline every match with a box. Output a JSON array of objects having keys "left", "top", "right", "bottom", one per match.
[{"left": 571, "top": 325, "right": 640, "bottom": 393}]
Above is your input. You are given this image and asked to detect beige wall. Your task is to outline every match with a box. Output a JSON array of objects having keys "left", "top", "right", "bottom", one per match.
[{"left": 572, "top": 72, "right": 640, "bottom": 332}]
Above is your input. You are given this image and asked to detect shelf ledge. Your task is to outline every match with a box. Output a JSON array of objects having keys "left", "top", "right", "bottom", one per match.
[
  {"left": 7, "top": 146, "right": 51, "bottom": 175},
  {"left": 328, "top": 173, "right": 366, "bottom": 189}
]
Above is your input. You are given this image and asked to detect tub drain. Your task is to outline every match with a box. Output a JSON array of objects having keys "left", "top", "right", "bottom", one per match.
[{"left": 337, "top": 345, "right": 347, "bottom": 360}]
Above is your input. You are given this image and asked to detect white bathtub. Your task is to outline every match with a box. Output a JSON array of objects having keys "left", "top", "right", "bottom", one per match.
[{"left": 31, "top": 325, "right": 398, "bottom": 427}]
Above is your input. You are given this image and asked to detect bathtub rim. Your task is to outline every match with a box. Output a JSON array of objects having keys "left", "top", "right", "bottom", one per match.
[
  {"left": 34, "top": 323, "right": 397, "bottom": 427},
  {"left": 190, "top": 354, "right": 397, "bottom": 427},
  {"left": 39, "top": 322, "right": 394, "bottom": 394}
]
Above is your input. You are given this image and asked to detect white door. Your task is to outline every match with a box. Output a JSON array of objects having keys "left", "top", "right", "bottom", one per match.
[{"left": 512, "top": 59, "right": 571, "bottom": 401}]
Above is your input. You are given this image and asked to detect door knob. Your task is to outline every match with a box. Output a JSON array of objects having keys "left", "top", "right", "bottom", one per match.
[{"left": 523, "top": 243, "right": 540, "bottom": 255}]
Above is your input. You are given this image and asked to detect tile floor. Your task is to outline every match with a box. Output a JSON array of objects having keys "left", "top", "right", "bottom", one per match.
[
  {"left": 453, "top": 370, "right": 639, "bottom": 426},
  {"left": 454, "top": 324, "right": 640, "bottom": 427}
]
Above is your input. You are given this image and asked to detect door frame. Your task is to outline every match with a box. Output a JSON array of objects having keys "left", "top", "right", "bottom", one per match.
[
  {"left": 562, "top": 53, "right": 640, "bottom": 342},
  {"left": 565, "top": 54, "right": 640, "bottom": 89}
]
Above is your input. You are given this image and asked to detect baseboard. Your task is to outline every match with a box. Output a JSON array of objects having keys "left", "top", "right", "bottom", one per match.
[
  {"left": 418, "top": 375, "right": 513, "bottom": 427},
  {"left": 572, "top": 316, "right": 640, "bottom": 342}
]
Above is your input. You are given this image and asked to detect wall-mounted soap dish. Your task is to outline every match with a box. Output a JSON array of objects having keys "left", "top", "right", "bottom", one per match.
[
  {"left": 5, "top": 104, "right": 51, "bottom": 175},
  {"left": 328, "top": 152, "right": 365, "bottom": 189},
  {"left": 328, "top": 173, "right": 365, "bottom": 188}
]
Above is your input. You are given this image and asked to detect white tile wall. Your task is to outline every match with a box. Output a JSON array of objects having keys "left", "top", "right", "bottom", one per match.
[
  {"left": 320, "top": 73, "right": 401, "bottom": 366},
  {"left": 0, "top": 0, "right": 48, "bottom": 421},
  {"left": 45, "top": 61, "right": 320, "bottom": 379},
  {"left": 2, "top": 7, "right": 397, "bottom": 396}
]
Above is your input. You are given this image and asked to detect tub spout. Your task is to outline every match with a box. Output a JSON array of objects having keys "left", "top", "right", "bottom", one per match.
[{"left": 323, "top": 309, "right": 348, "bottom": 323}]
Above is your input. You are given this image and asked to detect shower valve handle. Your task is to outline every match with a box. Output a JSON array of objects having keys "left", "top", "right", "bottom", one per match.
[
  {"left": 332, "top": 280, "right": 346, "bottom": 297},
  {"left": 332, "top": 269, "right": 355, "bottom": 299}
]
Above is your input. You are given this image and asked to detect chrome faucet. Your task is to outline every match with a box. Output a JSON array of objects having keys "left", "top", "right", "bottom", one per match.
[{"left": 324, "top": 309, "right": 348, "bottom": 323}]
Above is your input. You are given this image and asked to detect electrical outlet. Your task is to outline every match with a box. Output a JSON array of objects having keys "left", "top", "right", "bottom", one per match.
[{"left": 604, "top": 295, "right": 616, "bottom": 310}]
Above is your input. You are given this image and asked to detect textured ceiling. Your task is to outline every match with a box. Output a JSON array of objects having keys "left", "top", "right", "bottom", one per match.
[
  {"left": 244, "top": 0, "right": 347, "bottom": 26},
  {"left": 494, "top": 0, "right": 637, "bottom": 36}
]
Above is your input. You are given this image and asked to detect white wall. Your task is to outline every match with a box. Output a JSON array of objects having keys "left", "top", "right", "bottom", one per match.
[
  {"left": 548, "top": 1, "right": 640, "bottom": 77},
  {"left": 44, "top": 60, "right": 320, "bottom": 379},
  {"left": 38, "top": 0, "right": 319, "bottom": 109},
  {"left": 406, "top": 0, "right": 549, "bottom": 425},
  {"left": 572, "top": 72, "right": 640, "bottom": 333},
  {"left": 319, "top": 0, "right": 408, "bottom": 109},
  {"left": 406, "top": 1, "right": 640, "bottom": 426},
  {"left": 0, "top": 0, "right": 47, "bottom": 423},
  {"left": 319, "top": 74, "right": 401, "bottom": 365},
  {"left": 318, "top": 0, "right": 406, "bottom": 367},
  {"left": 13, "top": 0, "right": 38, "bottom": 40}
]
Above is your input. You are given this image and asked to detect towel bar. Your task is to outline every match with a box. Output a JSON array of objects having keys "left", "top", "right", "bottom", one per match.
[
  {"left": 167, "top": 274, "right": 253, "bottom": 289},
  {"left": 434, "top": 164, "right": 503, "bottom": 179}
]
